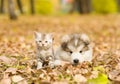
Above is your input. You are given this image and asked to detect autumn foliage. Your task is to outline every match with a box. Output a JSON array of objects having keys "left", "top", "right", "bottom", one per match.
[{"left": 0, "top": 15, "right": 120, "bottom": 84}]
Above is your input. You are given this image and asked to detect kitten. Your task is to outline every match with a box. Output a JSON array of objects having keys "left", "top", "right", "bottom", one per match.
[{"left": 34, "top": 32, "right": 54, "bottom": 69}]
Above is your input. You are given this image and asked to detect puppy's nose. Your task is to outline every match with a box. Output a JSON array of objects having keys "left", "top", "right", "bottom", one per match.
[
  {"left": 42, "top": 44, "right": 44, "bottom": 46},
  {"left": 73, "top": 59, "right": 79, "bottom": 64}
]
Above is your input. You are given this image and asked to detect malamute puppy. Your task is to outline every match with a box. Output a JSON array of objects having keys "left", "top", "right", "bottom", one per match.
[{"left": 55, "top": 34, "right": 93, "bottom": 65}]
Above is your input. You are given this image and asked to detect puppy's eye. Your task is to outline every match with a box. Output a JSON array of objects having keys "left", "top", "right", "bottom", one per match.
[
  {"left": 79, "top": 51, "right": 82, "bottom": 53},
  {"left": 39, "top": 41, "right": 42, "bottom": 42},
  {"left": 69, "top": 51, "right": 73, "bottom": 54},
  {"left": 45, "top": 41, "right": 48, "bottom": 43},
  {"left": 52, "top": 38, "right": 54, "bottom": 40}
]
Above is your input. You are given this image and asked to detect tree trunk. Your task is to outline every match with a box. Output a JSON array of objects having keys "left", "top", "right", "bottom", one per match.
[
  {"left": 30, "top": 0, "right": 35, "bottom": 14},
  {"left": 117, "top": 0, "right": 120, "bottom": 12},
  {"left": 0, "top": 0, "right": 4, "bottom": 13},
  {"left": 17, "top": 0, "right": 23, "bottom": 14},
  {"left": 87, "top": 0, "right": 92, "bottom": 13},
  {"left": 76, "top": 0, "right": 92, "bottom": 14},
  {"left": 8, "top": 0, "right": 17, "bottom": 20}
]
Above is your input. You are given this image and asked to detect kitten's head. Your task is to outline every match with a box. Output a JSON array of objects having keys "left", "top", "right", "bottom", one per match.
[{"left": 34, "top": 32, "right": 53, "bottom": 48}]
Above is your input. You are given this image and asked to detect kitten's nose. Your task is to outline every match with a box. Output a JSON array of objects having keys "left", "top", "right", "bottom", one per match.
[
  {"left": 42, "top": 44, "right": 45, "bottom": 46},
  {"left": 73, "top": 59, "right": 79, "bottom": 64}
]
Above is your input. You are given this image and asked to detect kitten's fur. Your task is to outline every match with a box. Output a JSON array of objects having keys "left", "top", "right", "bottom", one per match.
[{"left": 34, "top": 32, "right": 54, "bottom": 69}]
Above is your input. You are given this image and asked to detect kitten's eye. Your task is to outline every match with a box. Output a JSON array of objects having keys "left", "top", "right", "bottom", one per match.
[
  {"left": 45, "top": 41, "right": 48, "bottom": 43},
  {"left": 79, "top": 51, "right": 82, "bottom": 53},
  {"left": 39, "top": 41, "right": 42, "bottom": 42},
  {"left": 69, "top": 51, "right": 73, "bottom": 54}
]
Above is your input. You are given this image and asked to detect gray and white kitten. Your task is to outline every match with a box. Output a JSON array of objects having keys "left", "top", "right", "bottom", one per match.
[{"left": 34, "top": 32, "right": 54, "bottom": 69}]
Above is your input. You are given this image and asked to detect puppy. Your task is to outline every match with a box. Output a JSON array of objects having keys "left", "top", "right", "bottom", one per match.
[{"left": 55, "top": 34, "right": 93, "bottom": 65}]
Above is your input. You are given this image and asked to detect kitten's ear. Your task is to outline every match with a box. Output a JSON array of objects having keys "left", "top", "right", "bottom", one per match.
[
  {"left": 34, "top": 31, "right": 41, "bottom": 38},
  {"left": 49, "top": 33, "right": 54, "bottom": 40},
  {"left": 61, "top": 35, "right": 70, "bottom": 43},
  {"left": 80, "top": 34, "right": 90, "bottom": 45},
  {"left": 49, "top": 33, "right": 53, "bottom": 37}
]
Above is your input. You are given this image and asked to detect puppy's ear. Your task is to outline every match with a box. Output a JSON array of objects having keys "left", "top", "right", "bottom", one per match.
[
  {"left": 61, "top": 35, "right": 69, "bottom": 50},
  {"left": 80, "top": 34, "right": 90, "bottom": 45},
  {"left": 88, "top": 42, "right": 95, "bottom": 48},
  {"left": 61, "top": 42, "right": 68, "bottom": 50},
  {"left": 61, "top": 35, "right": 70, "bottom": 43}
]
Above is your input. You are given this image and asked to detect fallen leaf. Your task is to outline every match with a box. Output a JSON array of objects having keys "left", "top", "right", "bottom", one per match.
[
  {"left": 74, "top": 74, "right": 87, "bottom": 83},
  {"left": 0, "top": 56, "right": 11, "bottom": 64},
  {"left": 5, "top": 67, "right": 17, "bottom": 74},
  {"left": 53, "top": 81, "right": 68, "bottom": 84},
  {"left": 0, "top": 73, "right": 11, "bottom": 84},
  {"left": 18, "top": 79, "right": 28, "bottom": 84},
  {"left": 0, "top": 78, "right": 11, "bottom": 84},
  {"left": 109, "top": 70, "right": 120, "bottom": 82},
  {"left": 88, "top": 73, "right": 108, "bottom": 84},
  {"left": 11, "top": 75, "right": 24, "bottom": 83}
]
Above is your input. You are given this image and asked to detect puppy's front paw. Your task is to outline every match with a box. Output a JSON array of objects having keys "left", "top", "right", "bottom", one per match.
[{"left": 54, "top": 60, "right": 62, "bottom": 66}]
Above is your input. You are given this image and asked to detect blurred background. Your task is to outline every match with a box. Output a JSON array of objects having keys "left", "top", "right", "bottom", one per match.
[
  {"left": 0, "top": 1, "right": 120, "bottom": 84},
  {"left": 0, "top": 0, "right": 120, "bottom": 20}
]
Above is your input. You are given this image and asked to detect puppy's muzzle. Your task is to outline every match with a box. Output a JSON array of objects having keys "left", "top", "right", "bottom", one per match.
[
  {"left": 73, "top": 59, "right": 79, "bottom": 64},
  {"left": 71, "top": 52, "right": 84, "bottom": 65}
]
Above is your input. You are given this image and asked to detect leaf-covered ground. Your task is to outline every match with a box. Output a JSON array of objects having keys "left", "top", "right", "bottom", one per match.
[{"left": 0, "top": 15, "right": 120, "bottom": 84}]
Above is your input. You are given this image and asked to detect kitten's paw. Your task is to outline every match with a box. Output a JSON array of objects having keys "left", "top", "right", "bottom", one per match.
[
  {"left": 37, "top": 62, "right": 42, "bottom": 70},
  {"left": 49, "top": 61, "right": 55, "bottom": 69}
]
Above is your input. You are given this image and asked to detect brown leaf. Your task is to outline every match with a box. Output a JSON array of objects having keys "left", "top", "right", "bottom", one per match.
[
  {"left": 115, "top": 63, "right": 120, "bottom": 70},
  {"left": 0, "top": 73, "right": 11, "bottom": 84},
  {"left": 11, "top": 75, "right": 24, "bottom": 83},
  {"left": 0, "top": 78, "right": 11, "bottom": 84},
  {"left": 5, "top": 67, "right": 17, "bottom": 74},
  {"left": 90, "top": 71, "right": 99, "bottom": 79},
  {"left": 0, "top": 56, "right": 11, "bottom": 64},
  {"left": 17, "top": 79, "right": 27, "bottom": 84},
  {"left": 53, "top": 81, "right": 68, "bottom": 84},
  {"left": 74, "top": 74, "right": 87, "bottom": 83},
  {"left": 40, "top": 81, "right": 51, "bottom": 84},
  {"left": 109, "top": 70, "right": 120, "bottom": 82}
]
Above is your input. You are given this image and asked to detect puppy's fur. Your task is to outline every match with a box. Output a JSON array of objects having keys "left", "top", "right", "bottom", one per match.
[{"left": 55, "top": 34, "right": 93, "bottom": 65}]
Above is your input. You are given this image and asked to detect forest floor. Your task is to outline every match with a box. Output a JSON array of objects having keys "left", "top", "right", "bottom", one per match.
[{"left": 0, "top": 15, "right": 120, "bottom": 84}]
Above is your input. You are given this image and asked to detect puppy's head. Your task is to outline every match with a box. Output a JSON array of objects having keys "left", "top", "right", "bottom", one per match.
[{"left": 61, "top": 34, "right": 92, "bottom": 65}]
